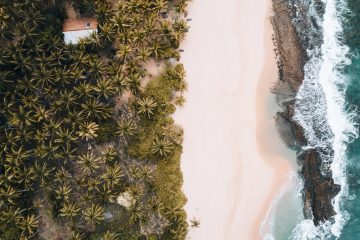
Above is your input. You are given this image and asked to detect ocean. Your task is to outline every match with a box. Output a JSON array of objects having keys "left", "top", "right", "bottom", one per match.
[{"left": 265, "top": 0, "right": 360, "bottom": 239}]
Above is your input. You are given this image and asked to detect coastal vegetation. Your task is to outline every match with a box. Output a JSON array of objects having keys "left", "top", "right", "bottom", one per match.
[{"left": 0, "top": 0, "right": 190, "bottom": 239}]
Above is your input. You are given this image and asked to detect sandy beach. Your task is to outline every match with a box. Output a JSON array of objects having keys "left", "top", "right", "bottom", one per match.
[{"left": 173, "top": 0, "right": 295, "bottom": 239}]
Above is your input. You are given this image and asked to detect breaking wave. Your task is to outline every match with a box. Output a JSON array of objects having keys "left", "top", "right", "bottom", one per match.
[{"left": 291, "top": 0, "right": 358, "bottom": 239}]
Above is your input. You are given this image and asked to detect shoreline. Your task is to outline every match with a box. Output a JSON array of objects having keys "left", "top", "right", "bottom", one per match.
[
  {"left": 271, "top": 0, "right": 342, "bottom": 228},
  {"left": 174, "top": 0, "right": 294, "bottom": 239}
]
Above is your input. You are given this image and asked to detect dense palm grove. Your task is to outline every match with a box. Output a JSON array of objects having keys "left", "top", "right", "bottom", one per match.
[{"left": 0, "top": 0, "right": 190, "bottom": 239}]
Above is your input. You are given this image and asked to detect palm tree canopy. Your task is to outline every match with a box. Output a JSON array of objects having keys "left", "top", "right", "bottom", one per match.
[
  {"left": 137, "top": 97, "right": 157, "bottom": 118},
  {"left": 83, "top": 204, "right": 104, "bottom": 224}
]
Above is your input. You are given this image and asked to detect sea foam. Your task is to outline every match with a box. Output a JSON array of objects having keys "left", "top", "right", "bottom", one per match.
[{"left": 291, "top": 0, "right": 358, "bottom": 239}]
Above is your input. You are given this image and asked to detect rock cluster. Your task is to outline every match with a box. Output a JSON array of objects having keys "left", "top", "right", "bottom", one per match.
[{"left": 271, "top": 0, "right": 340, "bottom": 226}]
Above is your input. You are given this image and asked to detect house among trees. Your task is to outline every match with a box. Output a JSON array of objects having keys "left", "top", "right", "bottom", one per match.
[{"left": 62, "top": 18, "right": 98, "bottom": 44}]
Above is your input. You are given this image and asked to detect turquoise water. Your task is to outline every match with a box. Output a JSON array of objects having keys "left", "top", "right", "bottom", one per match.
[
  {"left": 267, "top": 0, "right": 360, "bottom": 239},
  {"left": 339, "top": 0, "right": 360, "bottom": 238}
]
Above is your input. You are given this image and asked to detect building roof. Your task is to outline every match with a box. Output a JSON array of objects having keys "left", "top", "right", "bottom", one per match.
[{"left": 63, "top": 18, "right": 98, "bottom": 32}]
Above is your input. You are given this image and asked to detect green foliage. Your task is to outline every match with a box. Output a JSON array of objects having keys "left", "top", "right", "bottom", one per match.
[
  {"left": 96, "top": 120, "right": 118, "bottom": 144},
  {"left": 0, "top": 0, "right": 191, "bottom": 239}
]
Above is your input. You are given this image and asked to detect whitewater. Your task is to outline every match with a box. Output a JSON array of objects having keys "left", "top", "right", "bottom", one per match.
[
  {"left": 262, "top": 0, "right": 359, "bottom": 239},
  {"left": 289, "top": 0, "right": 358, "bottom": 239}
]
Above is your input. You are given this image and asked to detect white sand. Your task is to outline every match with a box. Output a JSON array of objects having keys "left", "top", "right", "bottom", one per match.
[{"left": 173, "top": 0, "right": 295, "bottom": 239}]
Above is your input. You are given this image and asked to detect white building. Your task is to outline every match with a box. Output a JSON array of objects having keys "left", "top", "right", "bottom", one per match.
[{"left": 62, "top": 18, "right": 98, "bottom": 44}]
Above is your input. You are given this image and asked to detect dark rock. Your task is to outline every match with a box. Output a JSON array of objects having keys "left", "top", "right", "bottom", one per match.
[
  {"left": 271, "top": 0, "right": 306, "bottom": 96},
  {"left": 271, "top": 0, "right": 340, "bottom": 226},
  {"left": 299, "top": 150, "right": 341, "bottom": 225}
]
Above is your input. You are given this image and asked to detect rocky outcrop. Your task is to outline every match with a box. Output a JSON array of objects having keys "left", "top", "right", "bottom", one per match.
[
  {"left": 271, "top": 0, "right": 340, "bottom": 226},
  {"left": 271, "top": 0, "right": 306, "bottom": 97},
  {"left": 299, "top": 150, "right": 341, "bottom": 224}
]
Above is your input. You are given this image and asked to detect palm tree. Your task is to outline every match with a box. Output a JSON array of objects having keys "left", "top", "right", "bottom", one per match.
[
  {"left": 32, "top": 66, "right": 55, "bottom": 88},
  {"left": 126, "top": 61, "right": 143, "bottom": 75},
  {"left": 33, "top": 141, "right": 60, "bottom": 160},
  {"left": 94, "top": 78, "right": 116, "bottom": 100},
  {"left": 83, "top": 32, "right": 105, "bottom": 51},
  {"left": 0, "top": 7, "right": 13, "bottom": 40},
  {"left": 114, "top": 75, "right": 129, "bottom": 95},
  {"left": 1, "top": 206, "right": 22, "bottom": 224},
  {"left": 130, "top": 29, "right": 146, "bottom": 46},
  {"left": 42, "top": 118, "right": 63, "bottom": 135},
  {"left": 34, "top": 50, "right": 53, "bottom": 66},
  {"left": 128, "top": 203, "right": 145, "bottom": 224},
  {"left": 54, "top": 128, "right": 78, "bottom": 148},
  {"left": 97, "top": 184, "right": 116, "bottom": 203},
  {"left": 116, "top": 44, "right": 134, "bottom": 62},
  {"left": 16, "top": 76, "right": 37, "bottom": 95},
  {"left": 55, "top": 90, "right": 78, "bottom": 111},
  {"left": 0, "top": 185, "right": 20, "bottom": 204},
  {"left": 0, "top": 96, "right": 15, "bottom": 116},
  {"left": 174, "top": 0, "right": 190, "bottom": 14},
  {"left": 128, "top": 73, "right": 142, "bottom": 95},
  {"left": 33, "top": 106, "right": 52, "bottom": 123},
  {"left": 150, "top": 136, "right": 173, "bottom": 157},
  {"left": 60, "top": 202, "right": 80, "bottom": 220},
  {"left": 17, "top": 22, "right": 38, "bottom": 42},
  {"left": 71, "top": 50, "right": 90, "bottom": 71},
  {"left": 75, "top": 82, "right": 94, "bottom": 99},
  {"left": 136, "top": 46, "right": 151, "bottom": 63},
  {"left": 101, "top": 146, "right": 118, "bottom": 163},
  {"left": 147, "top": 196, "right": 163, "bottom": 213},
  {"left": 82, "top": 204, "right": 104, "bottom": 224},
  {"left": 1, "top": 130, "right": 20, "bottom": 154},
  {"left": 71, "top": 231, "right": 86, "bottom": 240},
  {"left": 8, "top": 106, "right": 34, "bottom": 129},
  {"left": 170, "top": 31, "right": 184, "bottom": 48},
  {"left": 16, "top": 166, "right": 36, "bottom": 191},
  {"left": 95, "top": 1, "right": 113, "bottom": 23},
  {"left": 81, "top": 98, "right": 111, "bottom": 120},
  {"left": 111, "top": 10, "right": 131, "bottom": 32},
  {"left": 56, "top": 145, "right": 77, "bottom": 162},
  {"left": 190, "top": 218, "right": 200, "bottom": 228},
  {"left": 66, "top": 110, "right": 86, "bottom": 127},
  {"left": 142, "top": 16, "right": 157, "bottom": 37},
  {"left": 117, "top": 117, "right": 136, "bottom": 139},
  {"left": 172, "top": 19, "right": 189, "bottom": 35},
  {"left": 126, "top": 0, "right": 143, "bottom": 13},
  {"left": 51, "top": 49, "right": 67, "bottom": 65},
  {"left": 139, "top": 165, "right": 154, "bottom": 183},
  {"left": 149, "top": 0, "right": 167, "bottom": 13},
  {"left": 98, "top": 23, "right": 116, "bottom": 44},
  {"left": 150, "top": 40, "right": 163, "bottom": 59},
  {"left": 18, "top": 214, "right": 39, "bottom": 235},
  {"left": 87, "top": 177, "right": 101, "bottom": 191},
  {"left": 16, "top": 129, "right": 35, "bottom": 145},
  {"left": 129, "top": 183, "right": 145, "bottom": 201},
  {"left": 88, "top": 58, "right": 105, "bottom": 79},
  {"left": 5, "top": 146, "right": 31, "bottom": 169},
  {"left": 20, "top": 94, "right": 39, "bottom": 109},
  {"left": 77, "top": 122, "right": 99, "bottom": 141},
  {"left": 77, "top": 151, "right": 101, "bottom": 173},
  {"left": 137, "top": 97, "right": 157, "bottom": 118},
  {"left": 102, "top": 231, "right": 118, "bottom": 240},
  {"left": 55, "top": 184, "right": 72, "bottom": 201},
  {"left": 54, "top": 67, "right": 72, "bottom": 87},
  {"left": 101, "top": 165, "right": 123, "bottom": 187},
  {"left": 174, "top": 95, "right": 186, "bottom": 107},
  {"left": 25, "top": 9, "right": 45, "bottom": 27},
  {"left": 34, "top": 161, "right": 55, "bottom": 185},
  {"left": 9, "top": 47, "right": 33, "bottom": 73},
  {"left": 128, "top": 165, "right": 141, "bottom": 180}
]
